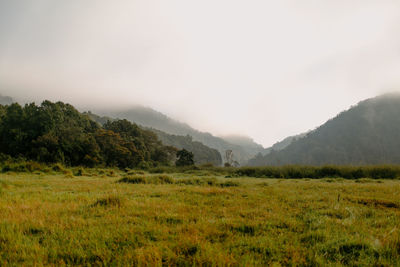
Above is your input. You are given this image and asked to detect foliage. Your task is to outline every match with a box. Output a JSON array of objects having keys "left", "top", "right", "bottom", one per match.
[
  {"left": 175, "top": 149, "right": 195, "bottom": 167},
  {"left": 104, "top": 120, "right": 177, "bottom": 166},
  {"left": 118, "top": 175, "right": 175, "bottom": 185},
  {"left": 0, "top": 101, "right": 176, "bottom": 168}
]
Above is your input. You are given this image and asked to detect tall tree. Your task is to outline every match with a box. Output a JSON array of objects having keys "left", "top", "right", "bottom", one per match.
[{"left": 176, "top": 149, "right": 194, "bottom": 166}]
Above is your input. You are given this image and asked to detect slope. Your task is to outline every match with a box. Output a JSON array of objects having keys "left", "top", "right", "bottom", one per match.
[
  {"left": 248, "top": 93, "right": 400, "bottom": 166},
  {"left": 96, "top": 107, "right": 258, "bottom": 164}
]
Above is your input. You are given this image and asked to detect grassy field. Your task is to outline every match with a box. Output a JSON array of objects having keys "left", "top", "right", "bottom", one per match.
[{"left": 0, "top": 170, "right": 400, "bottom": 266}]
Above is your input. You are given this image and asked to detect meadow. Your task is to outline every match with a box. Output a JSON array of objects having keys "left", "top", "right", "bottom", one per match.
[{"left": 0, "top": 166, "right": 400, "bottom": 266}]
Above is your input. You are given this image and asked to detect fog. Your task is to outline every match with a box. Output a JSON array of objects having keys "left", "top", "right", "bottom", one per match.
[{"left": 1, "top": 0, "right": 400, "bottom": 147}]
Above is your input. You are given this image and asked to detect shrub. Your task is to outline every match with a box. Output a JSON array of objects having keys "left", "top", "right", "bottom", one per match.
[
  {"left": 219, "top": 181, "right": 239, "bottom": 187},
  {"left": 25, "top": 161, "right": 44, "bottom": 172},
  {"left": 2, "top": 162, "right": 27, "bottom": 173},
  {"left": 118, "top": 175, "right": 174, "bottom": 185}
]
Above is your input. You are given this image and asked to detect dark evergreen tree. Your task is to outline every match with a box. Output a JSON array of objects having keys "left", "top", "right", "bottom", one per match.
[{"left": 176, "top": 149, "right": 194, "bottom": 166}]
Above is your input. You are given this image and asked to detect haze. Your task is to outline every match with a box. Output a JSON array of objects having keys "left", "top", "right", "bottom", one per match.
[{"left": 1, "top": 0, "right": 400, "bottom": 147}]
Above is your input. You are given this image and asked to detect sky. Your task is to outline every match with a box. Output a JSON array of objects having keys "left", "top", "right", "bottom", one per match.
[{"left": 0, "top": 0, "right": 400, "bottom": 147}]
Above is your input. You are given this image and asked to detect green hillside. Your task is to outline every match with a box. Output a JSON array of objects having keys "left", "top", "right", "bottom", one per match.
[{"left": 248, "top": 94, "right": 400, "bottom": 166}]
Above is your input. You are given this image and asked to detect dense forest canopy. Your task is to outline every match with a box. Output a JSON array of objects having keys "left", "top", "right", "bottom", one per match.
[
  {"left": 0, "top": 101, "right": 178, "bottom": 168},
  {"left": 248, "top": 94, "right": 400, "bottom": 166}
]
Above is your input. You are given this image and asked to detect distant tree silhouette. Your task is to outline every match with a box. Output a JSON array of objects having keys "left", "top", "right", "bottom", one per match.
[{"left": 176, "top": 149, "right": 194, "bottom": 166}]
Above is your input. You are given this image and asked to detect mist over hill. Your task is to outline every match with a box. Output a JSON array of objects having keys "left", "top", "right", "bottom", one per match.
[
  {"left": 219, "top": 135, "right": 264, "bottom": 156},
  {"left": 248, "top": 93, "right": 400, "bottom": 166},
  {"left": 0, "top": 94, "right": 13, "bottom": 105},
  {"left": 260, "top": 132, "right": 309, "bottom": 156},
  {"left": 96, "top": 107, "right": 262, "bottom": 165}
]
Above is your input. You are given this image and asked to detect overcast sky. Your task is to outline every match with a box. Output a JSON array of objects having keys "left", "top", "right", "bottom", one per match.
[{"left": 1, "top": 1, "right": 400, "bottom": 147}]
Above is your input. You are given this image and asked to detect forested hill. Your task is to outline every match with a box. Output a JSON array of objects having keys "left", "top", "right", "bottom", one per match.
[
  {"left": 96, "top": 107, "right": 262, "bottom": 165},
  {"left": 248, "top": 93, "right": 400, "bottom": 166},
  {"left": 86, "top": 111, "right": 222, "bottom": 166},
  {"left": 0, "top": 101, "right": 178, "bottom": 168}
]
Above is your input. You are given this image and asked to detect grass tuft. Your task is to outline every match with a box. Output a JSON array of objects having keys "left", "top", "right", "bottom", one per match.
[
  {"left": 118, "top": 175, "right": 174, "bottom": 185},
  {"left": 92, "top": 195, "right": 124, "bottom": 208}
]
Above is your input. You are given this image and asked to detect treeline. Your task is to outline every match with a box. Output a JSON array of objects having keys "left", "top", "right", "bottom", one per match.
[{"left": 0, "top": 101, "right": 178, "bottom": 168}]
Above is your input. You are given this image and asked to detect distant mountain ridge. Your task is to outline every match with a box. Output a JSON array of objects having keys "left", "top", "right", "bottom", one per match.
[
  {"left": 248, "top": 93, "right": 400, "bottom": 166},
  {"left": 262, "top": 132, "right": 308, "bottom": 155},
  {"left": 220, "top": 135, "right": 264, "bottom": 156},
  {"left": 96, "top": 107, "right": 263, "bottom": 164}
]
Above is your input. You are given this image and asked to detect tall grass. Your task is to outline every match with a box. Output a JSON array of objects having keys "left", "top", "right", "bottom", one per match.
[
  {"left": 149, "top": 165, "right": 400, "bottom": 179},
  {"left": 234, "top": 165, "right": 400, "bottom": 179},
  {"left": 1, "top": 159, "right": 400, "bottom": 179}
]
